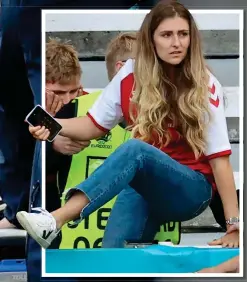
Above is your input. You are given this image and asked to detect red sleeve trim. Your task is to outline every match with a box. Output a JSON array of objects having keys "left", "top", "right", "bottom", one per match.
[
  {"left": 87, "top": 112, "right": 109, "bottom": 133},
  {"left": 207, "top": 150, "right": 232, "bottom": 160}
]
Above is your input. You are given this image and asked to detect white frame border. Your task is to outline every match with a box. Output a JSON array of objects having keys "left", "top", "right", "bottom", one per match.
[{"left": 41, "top": 9, "right": 244, "bottom": 278}]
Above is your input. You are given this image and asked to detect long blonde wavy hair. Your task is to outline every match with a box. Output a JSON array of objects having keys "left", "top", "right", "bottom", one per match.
[{"left": 129, "top": 1, "right": 211, "bottom": 159}]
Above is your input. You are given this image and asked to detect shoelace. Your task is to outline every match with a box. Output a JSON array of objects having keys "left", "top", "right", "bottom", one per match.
[{"left": 31, "top": 207, "right": 57, "bottom": 231}]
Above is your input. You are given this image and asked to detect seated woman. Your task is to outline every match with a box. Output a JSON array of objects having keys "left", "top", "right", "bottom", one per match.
[{"left": 18, "top": 1, "right": 239, "bottom": 250}]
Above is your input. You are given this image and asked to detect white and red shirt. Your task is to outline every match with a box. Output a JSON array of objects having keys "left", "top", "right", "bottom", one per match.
[{"left": 87, "top": 59, "right": 231, "bottom": 191}]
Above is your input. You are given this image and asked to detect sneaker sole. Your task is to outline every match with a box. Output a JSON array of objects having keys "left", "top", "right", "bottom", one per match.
[{"left": 16, "top": 212, "right": 50, "bottom": 249}]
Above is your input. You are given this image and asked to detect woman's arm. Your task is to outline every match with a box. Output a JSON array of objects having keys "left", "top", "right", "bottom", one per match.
[
  {"left": 197, "top": 255, "right": 239, "bottom": 273},
  {"left": 205, "top": 76, "right": 239, "bottom": 232},
  {"left": 208, "top": 155, "right": 239, "bottom": 248},
  {"left": 209, "top": 155, "right": 239, "bottom": 229},
  {"left": 57, "top": 115, "right": 107, "bottom": 141}
]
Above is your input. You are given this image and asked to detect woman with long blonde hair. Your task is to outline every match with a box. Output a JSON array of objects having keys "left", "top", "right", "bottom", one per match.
[{"left": 18, "top": 1, "right": 239, "bottom": 251}]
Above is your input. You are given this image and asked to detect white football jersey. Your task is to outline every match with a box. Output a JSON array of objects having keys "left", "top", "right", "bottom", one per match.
[{"left": 88, "top": 59, "right": 231, "bottom": 160}]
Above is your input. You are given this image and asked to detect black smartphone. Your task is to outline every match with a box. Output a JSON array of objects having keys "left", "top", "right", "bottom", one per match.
[{"left": 25, "top": 105, "right": 62, "bottom": 142}]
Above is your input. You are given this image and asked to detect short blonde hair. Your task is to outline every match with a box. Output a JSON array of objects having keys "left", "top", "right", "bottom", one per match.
[
  {"left": 46, "top": 39, "right": 82, "bottom": 84},
  {"left": 105, "top": 32, "right": 137, "bottom": 81}
]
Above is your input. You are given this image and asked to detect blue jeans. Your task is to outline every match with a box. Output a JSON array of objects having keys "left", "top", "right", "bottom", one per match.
[
  {"left": 102, "top": 187, "right": 162, "bottom": 247},
  {"left": 66, "top": 139, "right": 212, "bottom": 239}
]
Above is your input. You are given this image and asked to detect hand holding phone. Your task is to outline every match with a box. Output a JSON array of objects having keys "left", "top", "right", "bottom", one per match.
[
  {"left": 28, "top": 125, "right": 51, "bottom": 141},
  {"left": 25, "top": 105, "right": 62, "bottom": 142}
]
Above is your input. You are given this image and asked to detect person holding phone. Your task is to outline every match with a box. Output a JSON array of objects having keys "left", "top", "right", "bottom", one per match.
[{"left": 19, "top": 1, "right": 239, "bottom": 254}]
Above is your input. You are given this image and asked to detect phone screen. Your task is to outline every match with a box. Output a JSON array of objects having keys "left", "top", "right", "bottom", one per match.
[{"left": 26, "top": 105, "right": 62, "bottom": 142}]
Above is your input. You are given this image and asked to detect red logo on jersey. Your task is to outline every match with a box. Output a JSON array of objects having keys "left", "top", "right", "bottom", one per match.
[{"left": 209, "top": 83, "right": 219, "bottom": 107}]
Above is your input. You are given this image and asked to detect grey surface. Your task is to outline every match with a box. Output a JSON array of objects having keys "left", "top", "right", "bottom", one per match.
[
  {"left": 182, "top": 207, "right": 219, "bottom": 228},
  {"left": 227, "top": 117, "right": 240, "bottom": 142},
  {"left": 80, "top": 61, "right": 108, "bottom": 88},
  {"left": 179, "top": 232, "right": 224, "bottom": 245},
  {"left": 80, "top": 59, "right": 239, "bottom": 88},
  {"left": 0, "top": 273, "right": 27, "bottom": 282},
  {"left": 207, "top": 59, "right": 239, "bottom": 87},
  {"left": 230, "top": 144, "right": 240, "bottom": 172},
  {"left": 46, "top": 30, "right": 239, "bottom": 57}
]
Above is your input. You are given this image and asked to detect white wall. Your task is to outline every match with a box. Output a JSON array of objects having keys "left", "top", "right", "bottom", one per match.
[{"left": 44, "top": 11, "right": 240, "bottom": 32}]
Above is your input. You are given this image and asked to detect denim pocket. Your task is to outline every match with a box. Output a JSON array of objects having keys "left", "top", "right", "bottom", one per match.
[{"left": 192, "top": 197, "right": 212, "bottom": 218}]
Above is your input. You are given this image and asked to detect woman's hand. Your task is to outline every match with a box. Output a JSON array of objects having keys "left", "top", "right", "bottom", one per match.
[
  {"left": 29, "top": 125, "right": 50, "bottom": 141},
  {"left": 208, "top": 229, "right": 239, "bottom": 248}
]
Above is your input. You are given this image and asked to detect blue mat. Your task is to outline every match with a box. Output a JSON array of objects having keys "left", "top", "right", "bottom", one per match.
[
  {"left": 0, "top": 259, "right": 26, "bottom": 272},
  {"left": 46, "top": 245, "right": 239, "bottom": 273}
]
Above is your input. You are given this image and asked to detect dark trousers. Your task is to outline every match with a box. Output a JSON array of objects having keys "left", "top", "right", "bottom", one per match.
[
  {"left": 0, "top": 2, "right": 41, "bottom": 282},
  {"left": 0, "top": 6, "right": 36, "bottom": 228}
]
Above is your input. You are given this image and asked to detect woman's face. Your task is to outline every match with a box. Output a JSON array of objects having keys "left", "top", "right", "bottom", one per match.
[{"left": 153, "top": 16, "right": 190, "bottom": 65}]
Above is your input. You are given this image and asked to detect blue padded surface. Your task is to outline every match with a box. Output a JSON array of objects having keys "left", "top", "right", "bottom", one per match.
[
  {"left": 0, "top": 259, "right": 26, "bottom": 272},
  {"left": 46, "top": 245, "right": 239, "bottom": 273}
]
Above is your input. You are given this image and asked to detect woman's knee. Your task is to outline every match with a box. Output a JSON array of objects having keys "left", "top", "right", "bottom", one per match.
[
  {"left": 118, "top": 139, "right": 142, "bottom": 156},
  {"left": 121, "top": 139, "right": 148, "bottom": 154},
  {"left": 120, "top": 139, "right": 168, "bottom": 165}
]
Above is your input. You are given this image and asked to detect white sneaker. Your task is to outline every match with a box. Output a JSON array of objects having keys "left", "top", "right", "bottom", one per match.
[
  {"left": 16, "top": 208, "right": 60, "bottom": 249},
  {"left": 0, "top": 197, "right": 6, "bottom": 211}
]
